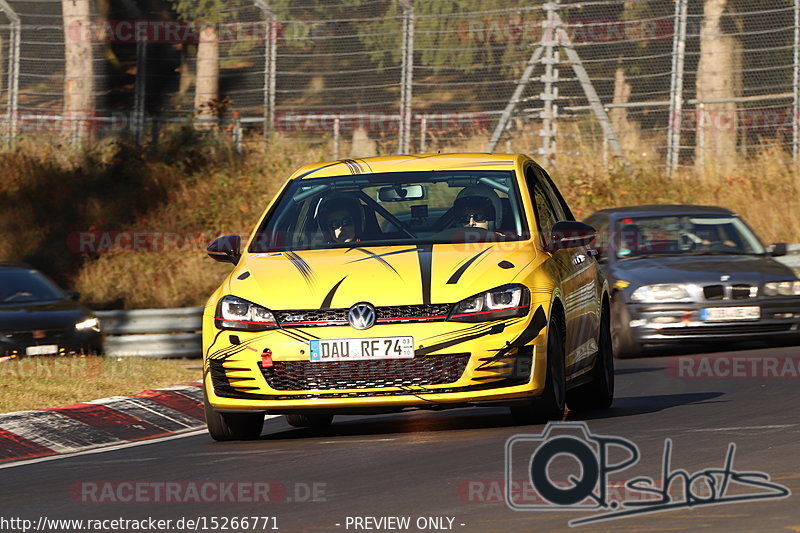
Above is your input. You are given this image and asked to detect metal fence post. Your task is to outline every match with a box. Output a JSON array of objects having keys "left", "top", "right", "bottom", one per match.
[
  {"left": 667, "top": 0, "right": 688, "bottom": 177},
  {"left": 333, "top": 116, "right": 340, "bottom": 159},
  {"left": 539, "top": 2, "right": 559, "bottom": 166},
  {"left": 0, "top": 0, "right": 20, "bottom": 146},
  {"left": 398, "top": 0, "right": 414, "bottom": 154},
  {"left": 419, "top": 114, "right": 427, "bottom": 152},
  {"left": 133, "top": 41, "right": 147, "bottom": 144},
  {"left": 254, "top": 0, "right": 277, "bottom": 142},
  {"left": 794, "top": 0, "right": 799, "bottom": 161}
]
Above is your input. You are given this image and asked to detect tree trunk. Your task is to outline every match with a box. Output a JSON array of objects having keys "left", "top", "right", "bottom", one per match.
[
  {"left": 178, "top": 44, "right": 194, "bottom": 96},
  {"left": 610, "top": 66, "right": 639, "bottom": 152},
  {"left": 695, "top": 0, "right": 742, "bottom": 170},
  {"left": 194, "top": 25, "right": 219, "bottom": 129},
  {"left": 62, "top": 0, "right": 95, "bottom": 140}
]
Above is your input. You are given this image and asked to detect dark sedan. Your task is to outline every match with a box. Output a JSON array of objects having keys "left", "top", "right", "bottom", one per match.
[
  {"left": 584, "top": 205, "right": 800, "bottom": 358},
  {"left": 0, "top": 262, "right": 102, "bottom": 357}
]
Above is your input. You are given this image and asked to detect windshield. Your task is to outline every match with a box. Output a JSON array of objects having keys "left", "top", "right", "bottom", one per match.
[
  {"left": 249, "top": 171, "right": 529, "bottom": 252},
  {"left": 609, "top": 215, "right": 765, "bottom": 259},
  {"left": 0, "top": 269, "right": 65, "bottom": 304}
]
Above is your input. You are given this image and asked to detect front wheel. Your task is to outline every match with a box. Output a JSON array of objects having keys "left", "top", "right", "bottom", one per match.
[
  {"left": 567, "top": 302, "right": 614, "bottom": 411},
  {"left": 611, "top": 296, "right": 641, "bottom": 359},
  {"left": 510, "top": 314, "right": 566, "bottom": 424},
  {"left": 203, "top": 390, "right": 264, "bottom": 441}
]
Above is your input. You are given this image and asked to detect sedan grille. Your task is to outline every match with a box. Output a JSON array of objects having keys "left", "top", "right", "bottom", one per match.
[
  {"left": 259, "top": 353, "right": 470, "bottom": 391},
  {"left": 275, "top": 303, "right": 453, "bottom": 328},
  {"left": 702, "top": 284, "right": 756, "bottom": 301}
]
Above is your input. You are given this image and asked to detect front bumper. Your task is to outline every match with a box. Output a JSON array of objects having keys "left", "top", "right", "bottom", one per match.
[
  {"left": 626, "top": 299, "right": 800, "bottom": 344},
  {"left": 203, "top": 313, "right": 548, "bottom": 413},
  {"left": 0, "top": 328, "right": 102, "bottom": 356}
]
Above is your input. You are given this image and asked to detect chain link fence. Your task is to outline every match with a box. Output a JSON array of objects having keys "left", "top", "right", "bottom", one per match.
[{"left": 0, "top": 0, "right": 799, "bottom": 172}]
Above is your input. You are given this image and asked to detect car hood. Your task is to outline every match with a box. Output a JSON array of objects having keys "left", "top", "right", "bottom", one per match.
[
  {"left": 609, "top": 254, "right": 796, "bottom": 287},
  {"left": 0, "top": 299, "right": 88, "bottom": 332},
  {"left": 229, "top": 243, "right": 534, "bottom": 310}
]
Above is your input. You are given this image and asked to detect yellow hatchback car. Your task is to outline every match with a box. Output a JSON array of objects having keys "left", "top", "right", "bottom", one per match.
[{"left": 202, "top": 153, "right": 612, "bottom": 440}]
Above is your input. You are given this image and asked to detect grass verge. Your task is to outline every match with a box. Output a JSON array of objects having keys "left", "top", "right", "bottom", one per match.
[{"left": 0, "top": 355, "right": 200, "bottom": 413}]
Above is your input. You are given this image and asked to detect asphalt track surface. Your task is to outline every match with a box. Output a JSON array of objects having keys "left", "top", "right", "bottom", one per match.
[{"left": 2, "top": 342, "right": 799, "bottom": 533}]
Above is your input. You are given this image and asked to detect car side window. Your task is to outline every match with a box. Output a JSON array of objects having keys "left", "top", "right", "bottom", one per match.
[
  {"left": 537, "top": 168, "right": 574, "bottom": 221},
  {"left": 525, "top": 167, "right": 559, "bottom": 247}
]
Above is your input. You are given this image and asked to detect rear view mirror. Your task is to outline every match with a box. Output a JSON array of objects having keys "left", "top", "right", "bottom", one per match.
[
  {"left": 377, "top": 185, "right": 427, "bottom": 202},
  {"left": 207, "top": 235, "right": 242, "bottom": 264},
  {"left": 547, "top": 221, "right": 596, "bottom": 252}
]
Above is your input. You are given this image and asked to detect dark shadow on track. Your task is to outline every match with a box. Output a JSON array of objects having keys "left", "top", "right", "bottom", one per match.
[
  {"left": 568, "top": 391, "right": 725, "bottom": 421},
  {"left": 252, "top": 391, "right": 725, "bottom": 440},
  {"left": 614, "top": 366, "right": 666, "bottom": 375},
  {"left": 640, "top": 338, "right": 798, "bottom": 358}
]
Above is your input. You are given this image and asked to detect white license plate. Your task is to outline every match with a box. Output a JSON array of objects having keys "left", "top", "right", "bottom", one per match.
[
  {"left": 25, "top": 344, "right": 58, "bottom": 356},
  {"left": 701, "top": 306, "right": 760, "bottom": 322},
  {"left": 309, "top": 336, "right": 414, "bottom": 362}
]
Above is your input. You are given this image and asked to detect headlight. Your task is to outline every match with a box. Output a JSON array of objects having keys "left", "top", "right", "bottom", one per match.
[
  {"left": 75, "top": 317, "right": 100, "bottom": 332},
  {"left": 215, "top": 295, "right": 278, "bottom": 331},
  {"left": 763, "top": 281, "right": 800, "bottom": 296},
  {"left": 448, "top": 284, "right": 530, "bottom": 322},
  {"left": 630, "top": 284, "right": 692, "bottom": 303}
]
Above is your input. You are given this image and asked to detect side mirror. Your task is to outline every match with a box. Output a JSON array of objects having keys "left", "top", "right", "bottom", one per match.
[
  {"left": 65, "top": 290, "right": 81, "bottom": 301},
  {"left": 770, "top": 242, "right": 787, "bottom": 257},
  {"left": 547, "top": 221, "right": 596, "bottom": 252},
  {"left": 207, "top": 235, "right": 242, "bottom": 264}
]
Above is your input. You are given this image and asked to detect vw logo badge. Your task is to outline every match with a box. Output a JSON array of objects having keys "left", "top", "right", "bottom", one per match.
[{"left": 348, "top": 303, "right": 376, "bottom": 330}]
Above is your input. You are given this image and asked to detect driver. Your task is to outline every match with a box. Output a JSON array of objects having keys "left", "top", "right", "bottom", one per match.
[
  {"left": 316, "top": 196, "right": 365, "bottom": 243},
  {"left": 453, "top": 195, "right": 495, "bottom": 230}
]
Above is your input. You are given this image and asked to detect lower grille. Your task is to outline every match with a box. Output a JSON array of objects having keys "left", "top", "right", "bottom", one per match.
[
  {"left": 658, "top": 324, "right": 792, "bottom": 336},
  {"left": 260, "top": 353, "right": 470, "bottom": 391},
  {"left": 4, "top": 328, "right": 72, "bottom": 342}
]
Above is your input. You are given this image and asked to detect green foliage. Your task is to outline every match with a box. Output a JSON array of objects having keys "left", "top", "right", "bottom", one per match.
[{"left": 358, "top": 0, "right": 539, "bottom": 74}]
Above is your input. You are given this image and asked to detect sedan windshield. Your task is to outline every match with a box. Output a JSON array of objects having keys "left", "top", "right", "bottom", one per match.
[
  {"left": 250, "top": 171, "right": 529, "bottom": 252},
  {"left": 0, "top": 269, "right": 65, "bottom": 304},
  {"left": 611, "top": 215, "right": 765, "bottom": 259}
]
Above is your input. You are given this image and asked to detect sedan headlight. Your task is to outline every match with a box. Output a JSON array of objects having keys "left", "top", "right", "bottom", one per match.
[
  {"left": 630, "top": 284, "right": 692, "bottom": 303},
  {"left": 448, "top": 284, "right": 530, "bottom": 322},
  {"left": 215, "top": 295, "right": 278, "bottom": 331},
  {"left": 75, "top": 317, "right": 100, "bottom": 332},
  {"left": 763, "top": 281, "right": 800, "bottom": 297}
]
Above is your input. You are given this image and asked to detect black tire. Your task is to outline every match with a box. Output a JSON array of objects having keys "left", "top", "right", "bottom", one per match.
[
  {"left": 203, "top": 390, "right": 264, "bottom": 441},
  {"left": 285, "top": 414, "right": 334, "bottom": 429},
  {"left": 510, "top": 313, "right": 566, "bottom": 424},
  {"left": 611, "top": 296, "right": 641, "bottom": 359},
  {"left": 567, "top": 301, "right": 614, "bottom": 411}
]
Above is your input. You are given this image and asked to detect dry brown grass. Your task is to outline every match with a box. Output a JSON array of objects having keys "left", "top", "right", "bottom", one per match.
[
  {"left": 2, "top": 131, "right": 797, "bottom": 309},
  {"left": 0, "top": 356, "right": 200, "bottom": 413}
]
